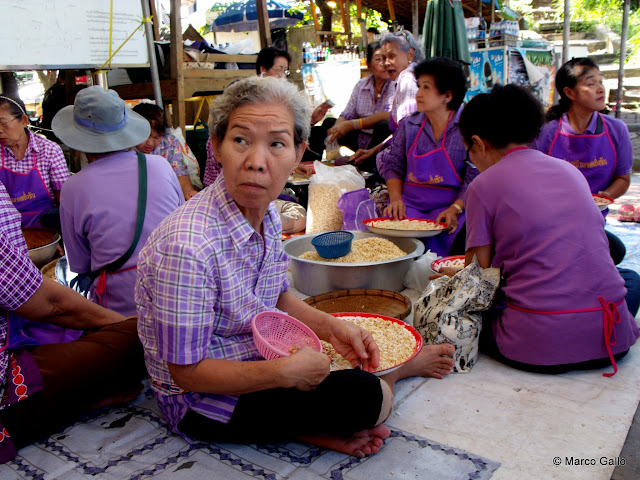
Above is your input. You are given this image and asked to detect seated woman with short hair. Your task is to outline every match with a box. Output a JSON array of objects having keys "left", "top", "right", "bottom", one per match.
[
  {"left": 458, "top": 84, "right": 640, "bottom": 375},
  {"left": 136, "top": 76, "right": 456, "bottom": 457}
]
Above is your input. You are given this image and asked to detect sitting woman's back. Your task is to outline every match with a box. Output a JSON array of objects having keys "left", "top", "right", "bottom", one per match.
[{"left": 459, "top": 84, "right": 639, "bottom": 374}]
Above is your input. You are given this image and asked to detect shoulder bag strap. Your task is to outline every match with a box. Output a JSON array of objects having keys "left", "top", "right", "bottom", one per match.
[{"left": 103, "top": 151, "right": 148, "bottom": 273}]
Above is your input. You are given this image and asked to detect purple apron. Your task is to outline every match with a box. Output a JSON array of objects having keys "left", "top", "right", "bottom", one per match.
[
  {"left": 0, "top": 146, "right": 56, "bottom": 227},
  {"left": 5, "top": 309, "right": 82, "bottom": 348},
  {"left": 547, "top": 113, "right": 616, "bottom": 216},
  {"left": 403, "top": 114, "right": 464, "bottom": 256}
]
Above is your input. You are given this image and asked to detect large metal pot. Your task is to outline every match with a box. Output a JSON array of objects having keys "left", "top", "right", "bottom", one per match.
[{"left": 283, "top": 231, "right": 425, "bottom": 296}]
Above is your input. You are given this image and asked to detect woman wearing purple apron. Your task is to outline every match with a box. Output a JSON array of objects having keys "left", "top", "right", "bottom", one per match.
[
  {"left": 458, "top": 84, "right": 640, "bottom": 375},
  {"left": 534, "top": 58, "right": 632, "bottom": 265},
  {"left": 381, "top": 58, "right": 478, "bottom": 256},
  {"left": 0, "top": 96, "right": 69, "bottom": 228}
]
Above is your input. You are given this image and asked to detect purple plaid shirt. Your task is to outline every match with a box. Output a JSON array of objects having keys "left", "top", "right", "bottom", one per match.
[
  {"left": 152, "top": 133, "right": 189, "bottom": 178},
  {"left": 390, "top": 62, "right": 418, "bottom": 126},
  {"left": 202, "top": 137, "right": 222, "bottom": 188},
  {"left": 340, "top": 75, "right": 395, "bottom": 150},
  {"left": 0, "top": 182, "right": 43, "bottom": 461},
  {"left": 1, "top": 130, "right": 69, "bottom": 195},
  {"left": 136, "top": 174, "right": 290, "bottom": 437}
]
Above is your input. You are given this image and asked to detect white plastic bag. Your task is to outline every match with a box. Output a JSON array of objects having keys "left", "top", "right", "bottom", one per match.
[
  {"left": 169, "top": 127, "right": 203, "bottom": 189},
  {"left": 403, "top": 250, "right": 439, "bottom": 292},
  {"left": 413, "top": 257, "right": 500, "bottom": 373},
  {"left": 306, "top": 161, "right": 365, "bottom": 233},
  {"left": 275, "top": 199, "right": 307, "bottom": 234}
]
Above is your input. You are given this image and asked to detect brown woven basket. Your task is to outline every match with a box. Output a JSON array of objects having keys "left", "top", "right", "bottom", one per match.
[{"left": 304, "top": 289, "right": 412, "bottom": 320}]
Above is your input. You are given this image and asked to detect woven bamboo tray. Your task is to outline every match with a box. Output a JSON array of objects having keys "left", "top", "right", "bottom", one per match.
[{"left": 303, "top": 289, "right": 412, "bottom": 320}]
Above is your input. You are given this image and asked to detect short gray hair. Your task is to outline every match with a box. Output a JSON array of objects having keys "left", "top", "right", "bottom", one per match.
[
  {"left": 208, "top": 76, "right": 311, "bottom": 147},
  {"left": 380, "top": 30, "right": 425, "bottom": 63}
]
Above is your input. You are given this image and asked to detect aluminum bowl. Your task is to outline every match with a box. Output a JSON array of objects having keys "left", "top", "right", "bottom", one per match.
[
  {"left": 283, "top": 231, "right": 425, "bottom": 296},
  {"left": 23, "top": 227, "right": 61, "bottom": 269}
]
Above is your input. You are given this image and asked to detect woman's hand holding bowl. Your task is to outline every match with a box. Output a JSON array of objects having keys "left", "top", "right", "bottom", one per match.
[
  {"left": 383, "top": 198, "right": 406, "bottom": 220},
  {"left": 436, "top": 206, "right": 460, "bottom": 234}
]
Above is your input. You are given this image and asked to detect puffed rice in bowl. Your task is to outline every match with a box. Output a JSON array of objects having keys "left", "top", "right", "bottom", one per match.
[{"left": 322, "top": 312, "right": 423, "bottom": 375}]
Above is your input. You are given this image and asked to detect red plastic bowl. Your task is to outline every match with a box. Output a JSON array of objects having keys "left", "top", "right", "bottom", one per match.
[{"left": 330, "top": 312, "right": 423, "bottom": 375}]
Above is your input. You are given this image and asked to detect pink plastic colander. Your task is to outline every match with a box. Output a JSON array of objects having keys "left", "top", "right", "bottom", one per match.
[{"left": 251, "top": 311, "right": 322, "bottom": 360}]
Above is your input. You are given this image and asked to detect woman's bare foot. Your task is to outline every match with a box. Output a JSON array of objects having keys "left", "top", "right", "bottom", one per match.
[
  {"left": 383, "top": 344, "right": 456, "bottom": 385},
  {"left": 298, "top": 424, "right": 391, "bottom": 458}
]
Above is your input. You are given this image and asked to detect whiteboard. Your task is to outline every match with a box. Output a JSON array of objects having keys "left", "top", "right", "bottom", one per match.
[{"left": 0, "top": 0, "right": 150, "bottom": 70}]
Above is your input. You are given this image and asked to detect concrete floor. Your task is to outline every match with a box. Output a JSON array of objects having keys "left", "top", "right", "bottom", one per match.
[{"left": 606, "top": 174, "right": 640, "bottom": 480}]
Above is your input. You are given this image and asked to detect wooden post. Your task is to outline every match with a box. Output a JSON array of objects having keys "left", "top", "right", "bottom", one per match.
[
  {"left": 412, "top": 0, "right": 419, "bottom": 36},
  {"left": 387, "top": 0, "right": 397, "bottom": 30},
  {"left": 256, "top": 0, "right": 271, "bottom": 49},
  {"left": 149, "top": 0, "right": 160, "bottom": 41},
  {"left": 309, "top": 0, "right": 321, "bottom": 32},
  {"left": 338, "top": 0, "right": 350, "bottom": 35},
  {"left": 170, "top": 0, "right": 185, "bottom": 136}
]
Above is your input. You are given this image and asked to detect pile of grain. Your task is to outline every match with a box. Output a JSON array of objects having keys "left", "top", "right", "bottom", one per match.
[
  {"left": 299, "top": 237, "right": 407, "bottom": 263},
  {"left": 371, "top": 219, "right": 444, "bottom": 231},
  {"left": 306, "top": 184, "right": 344, "bottom": 233},
  {"left": 322, "top": 315, "right": 417, "bottom": 372}
]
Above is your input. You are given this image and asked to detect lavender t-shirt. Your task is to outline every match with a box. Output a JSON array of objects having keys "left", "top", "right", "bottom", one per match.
[{"left": 465, "top": 148, "right": 638, "bottom": 365}]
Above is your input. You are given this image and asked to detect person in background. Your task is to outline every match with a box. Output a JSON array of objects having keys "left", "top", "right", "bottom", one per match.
[
  {"left": 458, "top": 84, "right": 639, "bottom": 375},
  {"left": 534, "top": 57, "right": 630, "bottom": 265},
  {"left": 40, "top": 71, "right": 67, "bottom": 143},
  {"left": 381, "top": 57, "right": 475, "bottom": 256},
  {"left": 54, "top": 87, "right": 184, "bottom": 316},
  {"left": 0, "top": 181, "right": 146, "bottom": 464},
  {"left": 324, "top": 42, "right": 395, "bottom": 176},
  {"left": 133, "top": 103, "right": 199, "bottom": 201},
  {"left": 136, "top": 76, "right": 455, "bottom": 458},
  {"left": 349, "top": 30, "right": 424, "bottom": 168},
  {"left": 0, "top": 95, "right": 69, "bottom": 228},
  {"left": 203, "top": 46, "right": 316, "bottom": 188}
]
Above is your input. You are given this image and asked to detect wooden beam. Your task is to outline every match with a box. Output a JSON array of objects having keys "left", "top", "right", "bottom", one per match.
[
  {"left": 387, "top": 0, "right": 396, "bottom": 23},
  {"left": 356, "top": 0, "right": 362, "bottom": 18},
  {"left": 149, "top": 0, "right": 160, "bottom": 42},
  {"left": 309, "top": 0, "right": 321, "bottom": 32},
  {"left": 255, "top": 0, "right": 271, "bottom": 49},
  {"left": 338, "top": 0, "right": 349, "bottom": 36},
  {"left": 170, "top": 0, "right": 185, "bottom": 135}
]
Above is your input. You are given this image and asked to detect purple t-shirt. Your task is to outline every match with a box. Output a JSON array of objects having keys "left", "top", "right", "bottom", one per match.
[
  {"left": 60, "top": 150, "right": 184, "bottom": 316},
  {"left": 340, "top": 75, "right": 395, "bottom": 150},
  {"left": 379, "top": 108, "right": 478, "bottom": 202},
  {"left": 465, "top": 148, "right": 638, "bottom": 365},
  {"left": 535, "top": 113, "right": 633, "bottom": 184}
]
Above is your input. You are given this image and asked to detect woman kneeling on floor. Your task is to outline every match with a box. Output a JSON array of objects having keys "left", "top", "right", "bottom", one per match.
[
  {"left": 457, "top": 84, "right": 640, "bottom": 375},
  {"left": 135, "top": 76, "right": 455, "bottom": 457},
  {"left": 0, "top": 182, "right": 146, "bottom": 463}
]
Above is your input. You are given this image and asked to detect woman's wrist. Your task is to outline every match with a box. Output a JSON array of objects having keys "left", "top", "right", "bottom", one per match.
[{"left": 451, "top": 203, "right": 463, "bottom": 214}]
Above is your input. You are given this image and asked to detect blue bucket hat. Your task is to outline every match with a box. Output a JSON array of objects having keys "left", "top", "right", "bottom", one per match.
[{"left": 52, "top": 86, "right": 150, "bottom": 153}]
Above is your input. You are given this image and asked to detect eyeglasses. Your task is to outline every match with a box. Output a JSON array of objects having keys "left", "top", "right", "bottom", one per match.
[
  {"left": 269, "top": 66, "right": 290, "bottom": 78},
  {"left": 465, "top": 144, "right": 477, "bottom": 169},
  {"left": 0, "top": 116, "right": 19, "bottom": 129}
]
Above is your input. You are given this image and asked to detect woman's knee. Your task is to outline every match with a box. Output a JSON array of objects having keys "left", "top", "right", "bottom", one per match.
[{"left": 376, "top": 378, "right": 394, "bottom": 425}]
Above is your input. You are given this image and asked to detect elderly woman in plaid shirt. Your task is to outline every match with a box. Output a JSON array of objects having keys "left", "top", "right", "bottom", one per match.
[
  {"left": 136, "top": 76, "right": 455, "bottom": 458},
  {"left": 0, "top": 182, "right": 146, "bottom": 464}
]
